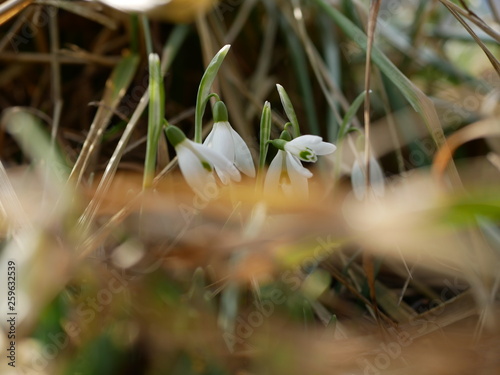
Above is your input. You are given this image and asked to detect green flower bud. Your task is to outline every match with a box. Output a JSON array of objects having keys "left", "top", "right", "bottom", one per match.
[
  {"left": 269, "top": 139, "right": 288, "bottom": 151},
  {"left": 165, "top": 125, "right": 186, "bottom": 147},
  {"left": 213, "top": 101, "right": 228, "bottom": 122},
  {"left": 280, "top": 130, "right": 292, "bottom": 141}
]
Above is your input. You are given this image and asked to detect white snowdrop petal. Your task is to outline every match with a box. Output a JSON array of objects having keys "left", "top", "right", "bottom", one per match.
[
  {"left": 289, "top": 135, "right": 323, "bottom": 147},
  {"left": 177, "top": 143, "right": 213, "bottom": 193},
  {"left": 191, "top": 141, "right": 241, "bottom": 184},
  {"left": 264, "top": 150, "right": 284, "bottom": 195},
  {"left": 369, "top": 157, "right": 385, "bottom": 198},
  {"left": 311, "top": 142, "right": 336, "bottom": 155},
  {"left": 351, "top": 159, "right": 366, "bottom": 200},
  {"left": 209, "top": 122, "right": 235, "bottom": 162},
  {"left": 284, "top": 142, "right": 302, "bottom": 156},
  {"left": 203, "top": 127, "right": 216, "bottom": 148},
  {"left": 286, "top": 153, "right": 313, "bottom": 178},
  {"left": 230, "top": 127, "right": 256, "bottom": 177},
  {"left": 286, "top": 154, "right": 309, "bottom": 198},
  {"left": 350, "top": 156, "right": 385, "bottom": 200}
]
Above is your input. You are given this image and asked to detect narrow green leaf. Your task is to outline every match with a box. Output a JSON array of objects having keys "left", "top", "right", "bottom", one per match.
[
  {"left": 144, "top": 53, "right": 165, "bottom": 188},
  {"left": 141, "top": 14, "right": 153, "bottom": 56},
  {"left": 280, "top": 14, "right": 320, "bottom": 135},
  {"left": 194, "top": 45, "right": 231, "bottom": 143},
  {"left": 3, "top": 109, "right": 69, "bottom": 182},
  {"left": 259, "top": 102, "right": 272, "bottom": 172},
  {"left": 338, "top": 90, "right": 368, "bottom": 141},
  {"left": 276, "top": 84, "right": 301, "bottom": 138},
  {"left": 77, "top": 25, "right": 188, "bottom": 235},
  {"left": 256, "top": 101, "right": 272, "bottom": 190},
  {"left": 312, "top": 0, "right": 444, "bottom": 146},
  {"left": 70, "top": 53, "right": 139, "bottom": 184}
]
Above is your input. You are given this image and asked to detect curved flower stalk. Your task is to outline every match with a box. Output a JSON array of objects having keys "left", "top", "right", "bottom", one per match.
[
  {"left": 165, "top": 125, "right": 240, "bottom": 193},
  {"left": 264, "top": 132, "right": 336, "bottom": 198},
  {"left": 203, "top": 101, "right": 255, "bottom": 179}
]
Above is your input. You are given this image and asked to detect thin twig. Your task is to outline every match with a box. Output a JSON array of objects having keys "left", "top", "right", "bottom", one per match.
[
  {"left": 438, "top": 0, "right": 500, "bottom": 43},
  {"left": 363, "top": 0, "right": 381, "bottom": 190},
  {"left": 441, "top": 1, "right": 500, "bottom": 77}
]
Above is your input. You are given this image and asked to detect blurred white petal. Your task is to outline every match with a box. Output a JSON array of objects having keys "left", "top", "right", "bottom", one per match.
[
  {"left": 264, "top": 150, "right": 285, "bottom": 195},
  {"left": 191, "top": 141, "right": 241, "bottom": 184},
  {"left": 176, "top": 143, "right": 214, "bottom": 193},
  {"left": 230, "top": 127, "right": 256, "bottom": 177},
  {"left": 286, "top": 153, "right": 309, "bottom": 197},
  {"left": 285, "top": 135, "right": 336, "bottom": 162},
  {"left": 351, "top": 155, "right": 385, "bottom": 200},
  {"left": 286, "top": 153, "right": 313, "bottom": 178},
  {"left": 94, "top": 0, "right": 171, "bottom": 12},
  {"left": 204, "top": 121, "right": 255, "bottom": 178}
]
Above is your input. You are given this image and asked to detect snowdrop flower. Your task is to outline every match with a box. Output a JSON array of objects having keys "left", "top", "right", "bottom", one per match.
[
  {"left": 284, "top": 135, "right": 336, "bottom": 162},
  {"left": 264, "top": 132, "right": 336, "bottom": 198},
  {"left": 204, "top": 101, "right": 255, "bottom": 178},
  {"left": 165, "top": 125, "right": 240, "bottom": 193},
  {"left": 351, "top": 154, "right": 385, "bottom": 200}
]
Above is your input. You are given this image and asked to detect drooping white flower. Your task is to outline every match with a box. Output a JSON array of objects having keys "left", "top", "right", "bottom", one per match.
[
  {"left": 264, "top": 132, "right": 336, "bottom": 198},
  {"left": 165, "top": 125, "right": 240, "bottom": 193},
  {"left": 351, "top": 154, "right": 385, "bottom": 200},
  {"left": 264, "top": 149, "right": 312, "bottom": 198},
  {"left": 284, "top": 135, "right": 337, "bottom": 162},
  {"left": 204, "top": 101, "right": 255, "bottom": 178}
]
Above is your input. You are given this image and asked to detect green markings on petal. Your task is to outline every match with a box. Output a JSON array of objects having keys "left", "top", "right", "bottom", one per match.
[
  {"left": 201, "top": 160, "right": 213, "bottom": 172},
  {"left": 299, "top": 149, "right": 316, "bottom": 162}
]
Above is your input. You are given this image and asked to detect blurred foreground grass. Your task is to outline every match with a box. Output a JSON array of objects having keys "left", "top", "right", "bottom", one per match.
[{"left": 0, "top": 0, "right": 500, "bottom": 374}]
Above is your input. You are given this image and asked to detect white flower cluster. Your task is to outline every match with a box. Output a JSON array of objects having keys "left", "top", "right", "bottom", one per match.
[{"left": 165, "top": 100, "right": 336, "bottom": 198}]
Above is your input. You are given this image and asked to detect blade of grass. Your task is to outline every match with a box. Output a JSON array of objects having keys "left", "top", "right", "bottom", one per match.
[
  {"left": 41, "top": 0, "right": 119, "bottom": 29},
  {"left": 362, "top": 0, "right": 381, "bottom": 192},
  {"left": 438, "top": 0, "right": 500, "bottom": 43},
  {"left": 49, "top": 5, "right": 62, "bottom": 147},
  {"left": 3, "top": 109, "right": 69, "bottom": 183},
  {"left": 487, "top": 0, "right": 500, "bottom": 23},
  {"left": 194, "top": 45, "right": 231, "bottom": 143},
  {"left": 143, "top": 53, "right": 165, "bottom": 188},
  {"left": 319, "top": 13, "right": 341, "bottom": 142},
  {"left": 312, "top": 0, "right": 445, "bottom": 148},
  {"left": 440, "top": 1, "right": 500, "bottom": 77},
  {"left": 141, "top": 14, "right": 153, "bottom": 56},
  {"left": 276, "top": 84, "right": 301, "bottom": 137},
  {"left": 257, "top": 101, "right": 272, "bottom": 188},
  {"left": 338, "top": 90, "right": 368, "bottom": 141},
  {"left": 69, "top": 53, "right": 139, "bottom": 185},
  {"left": 279, "top": 10, "right": 320, "bottom": 135},
  {"left": 77, "top": 25, "right": 189, "bottom": 236}
]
